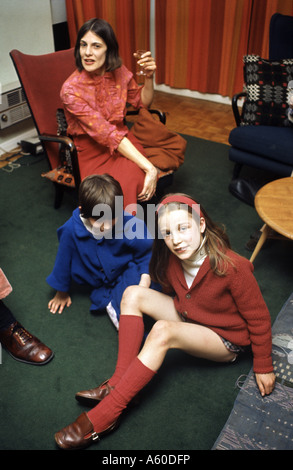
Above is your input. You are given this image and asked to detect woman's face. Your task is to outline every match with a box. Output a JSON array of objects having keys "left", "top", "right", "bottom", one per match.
[
  {"left": 79, "top": 30, "right": 107, "bottom": 74},
  {"left": 158, "top": 209, "right": 206, "bottom": 261}
]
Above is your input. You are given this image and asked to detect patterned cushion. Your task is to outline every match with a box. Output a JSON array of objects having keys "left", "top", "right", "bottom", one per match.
[{"left": 241, "top": 55, "right": 293, "bottom": 126}]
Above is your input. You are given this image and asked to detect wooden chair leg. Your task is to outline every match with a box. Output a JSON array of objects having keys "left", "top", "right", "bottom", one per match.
[{"left": 250, "top": 224, "right": 270, "bottom": 263}]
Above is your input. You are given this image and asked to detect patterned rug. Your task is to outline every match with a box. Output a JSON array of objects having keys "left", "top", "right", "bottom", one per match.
[
  {"left": 0, "top": 148, "right": 23, "bottom": 169},
  {"left": 213, "top": 293, "right": 293, "bottom": 450}
]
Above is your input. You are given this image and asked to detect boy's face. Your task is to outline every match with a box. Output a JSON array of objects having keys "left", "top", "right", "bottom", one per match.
[{"left": 89, "top": 217, "right": 116, "bottom": 238}]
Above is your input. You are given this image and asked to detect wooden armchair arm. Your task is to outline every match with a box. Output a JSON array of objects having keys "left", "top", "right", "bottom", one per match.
[
  {"left": 39, "top": 134, "right": 81, "bottom": 187},
  {"left": 39, "top": 134, "right": 75, "bottom": 150}
]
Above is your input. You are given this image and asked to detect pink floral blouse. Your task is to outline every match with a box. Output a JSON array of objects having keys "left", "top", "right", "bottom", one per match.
[{"left": 60, "top": 65, "right": 143, "bottom": 155}]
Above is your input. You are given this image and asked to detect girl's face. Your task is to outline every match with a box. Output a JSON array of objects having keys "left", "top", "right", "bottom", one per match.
[
  {"left": 158, "top": 209, "right": 206, "bottom": 261},
  {"left": 80, "top": 31, "right": 107, "bottom": 74}
]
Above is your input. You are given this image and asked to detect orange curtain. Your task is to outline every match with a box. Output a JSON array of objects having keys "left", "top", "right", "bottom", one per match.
[
  {"left": 65, "top": 0, "right": 150, "bottom": 74},
  {"left": 66, "top": 0, "right": 293, "bottom": 98},
  {"left": 155, "top": 0, "right": 293, "bottom": 97}
]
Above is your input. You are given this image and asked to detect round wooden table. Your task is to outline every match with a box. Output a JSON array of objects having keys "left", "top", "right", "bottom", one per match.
[{"left": 250, "top": 177, "right": 293, "bottom": 263}]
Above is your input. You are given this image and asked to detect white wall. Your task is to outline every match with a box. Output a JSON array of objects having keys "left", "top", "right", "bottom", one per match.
[
  {"left": 0, "top": 0, "right": 55, "bottom": 91},
  {"left": 0, "top": 0, "right": 61, "bottom": 152}
]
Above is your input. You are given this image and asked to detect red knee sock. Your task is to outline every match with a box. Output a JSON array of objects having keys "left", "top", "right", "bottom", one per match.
[
  {"left": 88, "top": 357, "right": 155, "bottom": 432},
  {"left": 108, "top": 315, "right": 144, "bottom": 387}
]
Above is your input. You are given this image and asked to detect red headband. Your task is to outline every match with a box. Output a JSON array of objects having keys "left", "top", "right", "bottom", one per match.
[{"left": 156, "top": 195, "right": 203, "bottom": 217}]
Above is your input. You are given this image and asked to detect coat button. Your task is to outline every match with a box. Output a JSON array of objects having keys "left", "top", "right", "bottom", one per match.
[
  {"left": 182, "top": 311, "right": 188, "bottom": 317},
  {"left": 185, "top": 293, "right": 191, "bottom": 299}
]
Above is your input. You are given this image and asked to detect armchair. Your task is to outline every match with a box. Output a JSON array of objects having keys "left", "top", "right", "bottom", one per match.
[
  {"left": 10, "top": 48, "right": 172, "bottom": 209},
  {"left": 228, "top": 13, "right": 293, "bottom": 206}
]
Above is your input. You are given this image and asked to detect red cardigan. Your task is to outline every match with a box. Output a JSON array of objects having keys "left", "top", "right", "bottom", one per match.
[{"left": 166, "top": 250, "right": 273, "bottom": 374}]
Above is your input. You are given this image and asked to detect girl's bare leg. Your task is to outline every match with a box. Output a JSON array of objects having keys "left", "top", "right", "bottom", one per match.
[
  {"left": 120, "top": 286, "right": 235, "bottom": 372},
  {"left": 138, "top": 320, "right": 235, "bottom": 371},
  {"left": 120, "top": 285, "right": 182, "bottom": 322}
]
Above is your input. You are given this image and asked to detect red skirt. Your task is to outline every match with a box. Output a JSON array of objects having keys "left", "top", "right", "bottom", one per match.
[{"left": 74, "top": 131, "right": 146, "bottom": 209}]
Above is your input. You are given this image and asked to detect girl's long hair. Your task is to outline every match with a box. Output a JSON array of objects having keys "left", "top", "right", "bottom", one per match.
[{"left": 149, "top": 195, "right": 234, "bottom": 289}]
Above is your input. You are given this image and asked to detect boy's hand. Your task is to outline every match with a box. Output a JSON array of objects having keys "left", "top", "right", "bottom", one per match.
[{"left": 48, "top": 291, "right": 72, "bottom": 314}]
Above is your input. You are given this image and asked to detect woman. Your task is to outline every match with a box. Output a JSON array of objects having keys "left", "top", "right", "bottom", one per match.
[
  {"left": 54, "top": 194, "right": 275, "bottom": 449},
  {"left": 61, "top": 18, "right": 158, "bottom": 208}
]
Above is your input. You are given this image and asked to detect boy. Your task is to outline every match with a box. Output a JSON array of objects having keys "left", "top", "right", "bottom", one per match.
[{"left": 47, "top": 174, "right": 153, "bottom": 329}]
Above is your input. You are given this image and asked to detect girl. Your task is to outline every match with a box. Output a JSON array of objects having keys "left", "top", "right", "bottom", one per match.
[
  {"left": 60, "top": 18, "right": 158, "bottom": 208},
  {"left": 54, "top": 193, "right": 275, "bottom": 449}
]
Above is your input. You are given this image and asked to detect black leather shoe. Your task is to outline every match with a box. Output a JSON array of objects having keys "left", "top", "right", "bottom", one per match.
[{"left": 0, "top": 321, "right": 54, "bottom": 365}]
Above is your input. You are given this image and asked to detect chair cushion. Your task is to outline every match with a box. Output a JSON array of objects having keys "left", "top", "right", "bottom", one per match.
[
  {"left": 229, "top": 147, "right": 293, "bottom": 176},
  {"left": 241, "top": 55, "right": 293, "bottom": 127},
  {"left": 229, "top": 125, "right": 293, "bottom": 165}
]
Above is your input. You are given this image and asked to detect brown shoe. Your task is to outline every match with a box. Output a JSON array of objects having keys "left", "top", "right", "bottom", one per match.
[
  {"left": 75, "top": 379, "right": 114, "bottom": 406},
  {"left": 0, "top": 321, "right": 54, "bottom": 365},
  {"left": 55, "top": 412, "right": 118, "bottom": 450}
]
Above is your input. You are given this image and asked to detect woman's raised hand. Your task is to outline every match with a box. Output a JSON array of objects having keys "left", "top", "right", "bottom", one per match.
[{"left": 134, "top": 51, "right": 156, "bottom": 78}]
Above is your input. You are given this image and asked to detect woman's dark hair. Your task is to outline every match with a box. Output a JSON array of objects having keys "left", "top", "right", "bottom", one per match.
[
  {"left": 79, "top": 174, "right": 123, "bottom": 220},
  {"left": 149, "top": 194, "right": 233, "bottom": 289},
  {"left": 75, "top": 18, "right": 122, "bottom": 71}
]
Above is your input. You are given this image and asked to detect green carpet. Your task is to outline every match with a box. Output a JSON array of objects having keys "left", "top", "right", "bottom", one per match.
[{"left": 0, "top": 136, "right": 292, "bottom": 451}]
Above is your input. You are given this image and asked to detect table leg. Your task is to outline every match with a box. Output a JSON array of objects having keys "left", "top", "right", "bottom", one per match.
[{"left": 249, "top": 224, "right": 270, "bottom": 263}]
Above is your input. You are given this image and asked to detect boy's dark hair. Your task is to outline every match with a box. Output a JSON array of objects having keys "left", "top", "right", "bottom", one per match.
[
  {"left": 79, "top": 174, "right": 123, "bottom": 220},
  {"left": 75, "top": 18, "right": 122, "bottom": 72}
]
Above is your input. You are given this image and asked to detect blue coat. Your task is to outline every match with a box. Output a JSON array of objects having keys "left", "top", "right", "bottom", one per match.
[{"left": 47, "top": 208, "right": 154, "bottom": 317}]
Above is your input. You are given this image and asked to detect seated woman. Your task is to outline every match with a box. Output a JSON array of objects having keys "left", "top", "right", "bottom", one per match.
[{"left": 61, "top": 18, "right": 158, "bottom": 208}]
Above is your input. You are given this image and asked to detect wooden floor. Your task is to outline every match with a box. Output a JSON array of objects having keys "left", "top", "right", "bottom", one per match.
[{"left": 151, "top": 90, "right": 236, "bottom": 145}]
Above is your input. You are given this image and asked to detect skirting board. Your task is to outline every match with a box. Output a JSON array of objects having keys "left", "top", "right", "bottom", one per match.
[{"left": 0, "top": 124, "right": 37, "bottom": 155}]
